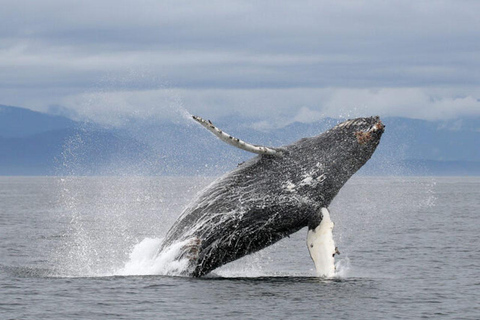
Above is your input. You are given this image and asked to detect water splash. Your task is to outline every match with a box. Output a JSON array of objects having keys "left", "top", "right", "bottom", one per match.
[
  {"left": 334, "top": 256, "right": 351, "bottom": 278},
  {"left": 115, "top": 238, "right": 190, "bottom": 276}
]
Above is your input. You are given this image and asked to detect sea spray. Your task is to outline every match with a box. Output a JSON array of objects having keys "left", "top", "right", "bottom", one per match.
[{"left": 52, "top": 177, "right": 173, "bottom": 277}]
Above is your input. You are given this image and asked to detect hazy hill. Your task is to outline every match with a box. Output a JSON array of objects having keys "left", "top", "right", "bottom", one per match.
[
  {"left": 0, "top": 104, "right": 479, "bottom": 175},
  {"left": 0, "top": 105, "right": 151, "bottom": 175},
  {"left": 0, "top": 105, "right": 76, "bottom": 138}
]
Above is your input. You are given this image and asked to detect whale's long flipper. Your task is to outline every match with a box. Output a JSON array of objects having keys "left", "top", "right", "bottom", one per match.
[
  {"left": 192, "top": 115, "right": 280, "bottom": 156},
  {"left": 307, "top": 207, "right": 336, "bottom": 277}
]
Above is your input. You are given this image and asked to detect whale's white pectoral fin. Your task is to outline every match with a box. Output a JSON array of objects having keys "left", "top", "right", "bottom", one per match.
[
  {"left": 192, "top": 115, "right": 280, "bottom": 156},
  {"left": 307, "top": 207, "right": 336, "bottom": 277}
]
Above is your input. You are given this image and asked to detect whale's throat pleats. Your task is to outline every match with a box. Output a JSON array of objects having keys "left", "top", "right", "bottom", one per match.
[{"left": 306, "top": 207, "right": 336, "bottom": 277}]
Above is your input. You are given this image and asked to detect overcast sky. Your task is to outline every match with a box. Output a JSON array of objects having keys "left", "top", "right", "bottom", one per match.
[{"left": 1, "top": 0, "right": 479, "bottom": 126}]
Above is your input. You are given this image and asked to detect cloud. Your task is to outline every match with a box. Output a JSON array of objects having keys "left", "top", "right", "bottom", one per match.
[
  {"left": 60, "top": 87, "right": 480, "bottom": 127},
  {"left": 321, "top": 88, "right": 480, "bottom": 120},
  {"left": 1, "top": 0, "right": 479, "bottom": 123}
]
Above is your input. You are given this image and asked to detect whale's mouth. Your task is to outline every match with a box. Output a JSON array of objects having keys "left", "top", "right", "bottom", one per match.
[{"left": 355, "top": 118, "right": 384, "bottom": 145}]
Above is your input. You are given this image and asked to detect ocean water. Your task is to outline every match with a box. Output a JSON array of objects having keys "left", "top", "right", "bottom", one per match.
[{"left": 1, "top": 176, "right": 479, "bottom": 319}]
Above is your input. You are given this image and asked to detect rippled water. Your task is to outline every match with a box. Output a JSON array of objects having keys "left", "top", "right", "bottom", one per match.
[{"left": 1, "top": 176, "right": 479, "bottom": 319}]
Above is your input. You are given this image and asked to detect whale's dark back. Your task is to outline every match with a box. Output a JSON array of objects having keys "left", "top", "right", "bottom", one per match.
[{"left": 161, "top": 116, "right": 384, "bottom": 276}]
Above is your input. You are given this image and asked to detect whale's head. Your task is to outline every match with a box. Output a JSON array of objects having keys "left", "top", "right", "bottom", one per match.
[
  {"left": 285, "top": 116, "right": 384, "bottom": 198},
  {"left": 284, "top": 116, "right": 385, "bottom": 202},
  {"left": 285, "top": 116, "right": 384, "bottom": 169},
  {"left": 320, "top": 116, "right": 384, "bottom": 176},
  {"left": 328, "top": 116, "right": 384, "bottom": 163}
]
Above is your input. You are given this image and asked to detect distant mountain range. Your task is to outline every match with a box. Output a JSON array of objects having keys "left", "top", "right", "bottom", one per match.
[{"left": 1, "top": 104, "right": 479, "bottom": 176}]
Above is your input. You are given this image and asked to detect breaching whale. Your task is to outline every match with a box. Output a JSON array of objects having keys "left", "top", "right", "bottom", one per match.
[{"left": 158, "top": 116, "right": 384, "bottom": 277}]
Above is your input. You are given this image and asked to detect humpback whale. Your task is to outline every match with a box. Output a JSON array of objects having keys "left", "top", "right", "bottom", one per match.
[{"left": 158, "top": 116, "right": 384, "bottom": 277}]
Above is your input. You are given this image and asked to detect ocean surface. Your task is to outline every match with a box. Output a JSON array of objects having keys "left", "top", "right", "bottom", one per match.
[{"left": 1, "top": 176, "right": 479, "bottom": 319}]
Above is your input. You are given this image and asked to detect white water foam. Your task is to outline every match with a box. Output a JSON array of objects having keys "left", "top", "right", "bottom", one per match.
[{"left": 115, "top": 238, "right": 190, "bottom": 276}]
